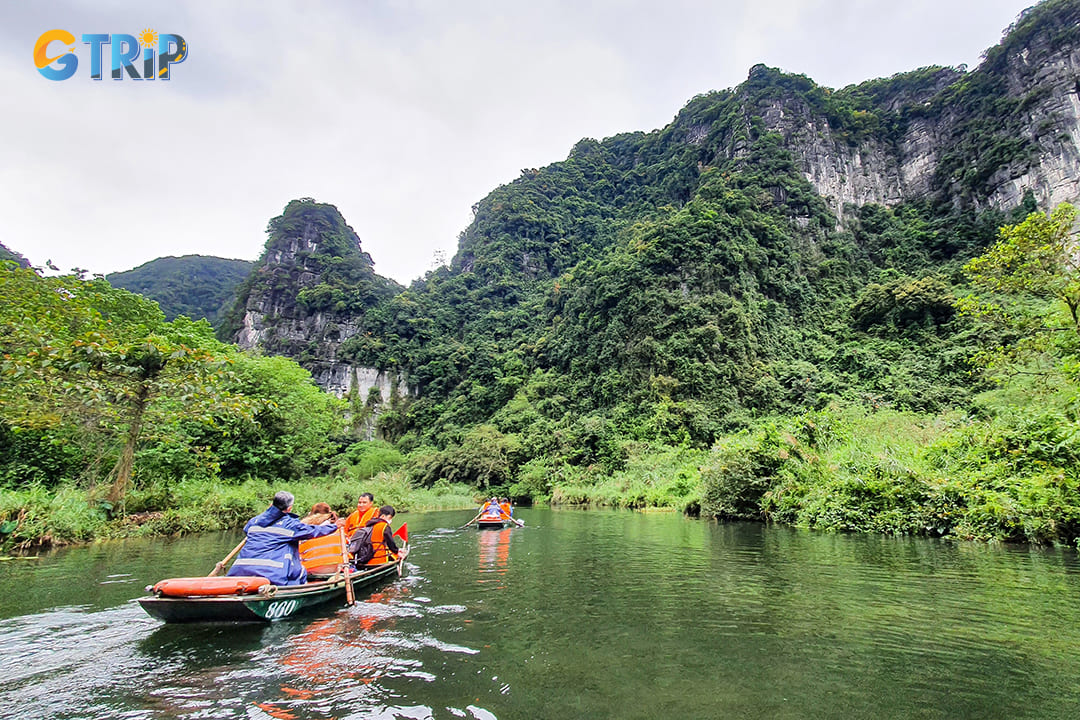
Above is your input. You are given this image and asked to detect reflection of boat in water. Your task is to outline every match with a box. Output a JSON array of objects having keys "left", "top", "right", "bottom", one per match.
[
  {"left": 478, "top": 527, "right": 511, "bottom": 585},
  {"left": 138, "top": 557, "right": 406, "bottom": 623},
  {"left": 134, "top": 584, "right": 414, "bottom": 718}
]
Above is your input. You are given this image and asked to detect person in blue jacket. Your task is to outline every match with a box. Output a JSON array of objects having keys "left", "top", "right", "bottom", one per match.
[{"left": 227, "top": 491, "right": 336, "bottom": 585}]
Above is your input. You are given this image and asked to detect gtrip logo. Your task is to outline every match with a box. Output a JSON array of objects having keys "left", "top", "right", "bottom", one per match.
[{"left": 34, "top": 29, "right": 187, "bottom": 81}]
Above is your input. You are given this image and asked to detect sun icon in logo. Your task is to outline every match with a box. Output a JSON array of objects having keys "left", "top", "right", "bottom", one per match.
[{"left": 138, "top": 28, "right": 158, "bottom": 48}]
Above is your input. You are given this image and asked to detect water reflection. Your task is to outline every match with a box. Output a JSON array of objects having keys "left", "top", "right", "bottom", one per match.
[
  {"left": 3, "top": 510, "right": 1080, "bottom": 719},
  {"left": 477, "top": 528, "right": 512, "bottom": 585}
]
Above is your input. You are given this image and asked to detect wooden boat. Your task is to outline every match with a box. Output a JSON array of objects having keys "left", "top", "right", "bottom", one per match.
[
  {"left": 138, "top": 554, "right": 406, "bottom": 623},
  {"left": 474, "top": 500, "right": 522, "bottom": 529}
]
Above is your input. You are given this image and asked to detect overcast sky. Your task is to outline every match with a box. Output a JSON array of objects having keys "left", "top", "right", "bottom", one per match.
[{"left": 2, "top": 0, "right": 1039, "bottom": 285}]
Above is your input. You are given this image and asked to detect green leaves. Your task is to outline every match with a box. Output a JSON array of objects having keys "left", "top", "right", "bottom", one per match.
[
  {"left": 958, "top": 203, "right": 1080, "bottom": 372},
  {"left": 0, "top": 266, "right": 253, "bottom": 504}
]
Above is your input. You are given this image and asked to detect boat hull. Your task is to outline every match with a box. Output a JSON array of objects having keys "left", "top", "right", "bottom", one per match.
[
  {"left": 138, "top": 559, "right": 402, "bottom": 623},
  {"left": 477, "top": 519, "right": 509, "bottom": 529}
]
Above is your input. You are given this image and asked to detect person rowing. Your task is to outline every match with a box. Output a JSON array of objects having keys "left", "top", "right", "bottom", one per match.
[
  {"left": 476, "top": 496, "right": 523, "bottom": 526},
  {"left": 227, "top": 491, "right": 336, "bottom": 586},
  {"left": 479, "top": 497, "right": 502, "bottom": 520}
]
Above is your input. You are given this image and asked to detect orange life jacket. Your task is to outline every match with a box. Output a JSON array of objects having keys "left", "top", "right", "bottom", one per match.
[
  {"left": 499, "top": 502, "right": 512, "bottom": 517},
  {"left": 365, "top": 519, "right": 397, "bottom": 565},
  {"left": 344, "top": 505, "right": 377, "bottom": 539},
  {"left": 298, "top": 528, "right": 347, "bottom": 574}
]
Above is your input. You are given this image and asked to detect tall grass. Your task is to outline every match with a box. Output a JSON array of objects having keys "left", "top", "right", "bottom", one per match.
[
  {"left": 701, "top": 393, "right": 1080, "bottom": 546},
  {"left": 1, "top": 470, "right": 477, "bottom": 549},
  {"left": 550, "top": 444, "right": 707, "bottom": 513}
]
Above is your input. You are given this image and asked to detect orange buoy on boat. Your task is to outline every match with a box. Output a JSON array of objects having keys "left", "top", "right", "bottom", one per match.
[{"left": 151, "top": 576, "right": 271, "bottom": 597}]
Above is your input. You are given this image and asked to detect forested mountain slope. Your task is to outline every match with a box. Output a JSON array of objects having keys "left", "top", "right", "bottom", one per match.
[
  {"left": 107, "top": 255, "right": 253, "bottom": 327},
  {"left": 230, "top": 0, "right": 1080, "bottom": 504}
]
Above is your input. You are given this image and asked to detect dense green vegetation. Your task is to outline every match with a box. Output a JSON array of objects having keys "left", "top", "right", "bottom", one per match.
[
  {"left": 107, "top": 255, "right": 253, "bottom": 327},
  {"left": 0, "top": 263, "right": 471, "bottom": 548}
]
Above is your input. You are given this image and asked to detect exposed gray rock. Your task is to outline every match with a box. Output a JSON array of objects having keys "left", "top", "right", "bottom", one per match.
[
  {"left": 737, "top": 26, "right": 1080, "bottom": 217},
  {"left": 231, "top": 205, "right": 409, "bottom": 439}
]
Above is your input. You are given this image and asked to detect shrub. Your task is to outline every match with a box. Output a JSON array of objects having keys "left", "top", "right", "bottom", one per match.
[{"left": 333, "top": 440, "right": 406, "bottom": 480}]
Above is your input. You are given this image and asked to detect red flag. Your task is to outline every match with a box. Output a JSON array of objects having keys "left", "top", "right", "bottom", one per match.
[{"left": 393, "top": 523, "right": 408, "bottom": 544}]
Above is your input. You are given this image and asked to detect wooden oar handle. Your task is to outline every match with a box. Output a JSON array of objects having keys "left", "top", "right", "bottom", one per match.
[
  {"left": 339, "top": 527, "right": 355, "bottom": 606},
  {"left": 208, "top": 538, "right": 246, "bottom": 577}
]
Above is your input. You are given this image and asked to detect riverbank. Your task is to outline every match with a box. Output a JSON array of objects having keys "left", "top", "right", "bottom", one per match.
[
  {"left": 6, "top": 387, "right": 1080, "bottom": 552},
  {"left": 0, "top": 474, "right": 477, "bottom": 550},
  {"left": 546, "top": 394, "right": 1080, "bottom": 549}
]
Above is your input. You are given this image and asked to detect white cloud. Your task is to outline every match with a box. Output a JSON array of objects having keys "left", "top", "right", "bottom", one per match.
[{"left": 0, "top": 0, "right": 1035, "bottom": 284}]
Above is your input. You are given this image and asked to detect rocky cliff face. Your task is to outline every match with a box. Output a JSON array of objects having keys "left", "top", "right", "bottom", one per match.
[
  {"left": 226, "top": 199, "right": 407, "bottom": 437},
  {"left": 984, "top": 24, "right": 1080, "bottom": 210},
  {"left": 725, "top": 2, "right": 1080, "bottom": 218}
]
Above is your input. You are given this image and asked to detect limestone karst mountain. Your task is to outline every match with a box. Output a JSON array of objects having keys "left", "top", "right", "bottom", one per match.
[{"left": 227, "top": 0, "right": 1080, "bottom": 448}]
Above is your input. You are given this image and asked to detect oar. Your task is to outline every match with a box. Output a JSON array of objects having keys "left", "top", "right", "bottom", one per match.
[
  {"left": 501, "top": 512, "right": 524, "bottom": 528},
  {"left": 208, "top": 539, "right": 245, "bottom": 577},
  {"left": 339, "top": 527, "right": 355, "bottom": 606},
  {"left": 460, "top": 511, "right": 483, "bottom": 528}
]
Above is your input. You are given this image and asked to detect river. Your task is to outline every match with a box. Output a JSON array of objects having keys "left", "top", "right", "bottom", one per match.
[{"left": 2, "top": 507, "right": 1079, "bottom": 719}]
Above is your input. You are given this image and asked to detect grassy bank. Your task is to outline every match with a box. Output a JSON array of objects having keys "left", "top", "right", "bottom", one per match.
[
  {"left": 700, "top": 391, "right": 1080, "bottom": 546},
  {"left": 0, "top": 473, "right": 477, "bottom": 550},
  {"left": 5, "top": 389, "right": 1080, "bottom": 551}
]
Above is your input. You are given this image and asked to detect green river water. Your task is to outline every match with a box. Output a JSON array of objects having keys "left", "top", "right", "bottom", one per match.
[{"left": 1, "top": 507, "right": 1079, "bottom": 719}]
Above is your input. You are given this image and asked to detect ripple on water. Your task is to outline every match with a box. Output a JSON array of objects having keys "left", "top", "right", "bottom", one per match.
[{"left": 4, "top": 511, "right": 1080, "bottom": 719}]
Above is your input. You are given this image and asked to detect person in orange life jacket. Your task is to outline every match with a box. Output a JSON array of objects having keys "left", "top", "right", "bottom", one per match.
[
  {"left": 498, "top": 497, "right": 513, "bottom": 518},
  {"left": 228, "top": 491, "right": 336, "bottom": 586},
  {"left": 353, "top": 505, "right": 400, "bottom": 567},
  {"left": 343, "top": 492, "right": 377, "bottom": 538}
]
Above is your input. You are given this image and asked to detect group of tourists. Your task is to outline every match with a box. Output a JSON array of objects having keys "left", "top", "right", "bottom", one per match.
[
  {"left": 479, "top": 497, "right": 514, "bottom": 520},
  {"left": 227, "top": 491, "right": 401, "bottom": 586}
]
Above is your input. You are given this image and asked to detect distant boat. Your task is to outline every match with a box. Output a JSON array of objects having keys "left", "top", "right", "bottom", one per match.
[{"left": 476, "top": 503, "right": 521, "bottom": 529}]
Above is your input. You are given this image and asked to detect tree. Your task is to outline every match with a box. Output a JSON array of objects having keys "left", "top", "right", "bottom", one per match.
[
  {"left": 0, "top": 266, "right": 250, "bottom": 506},
  {"left": 962, "top": 203, "right": 1080, "bottom": 328},
  {"left": 201, "top": 353, "right": 346, "bottom": 480},
  {"left": 67, "top": 332, "right": 238, "bottom": 505},
  {"left": 957, "top": 203, "right": 1080, "bottom": 370}
]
